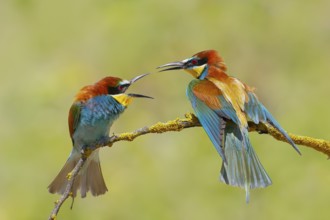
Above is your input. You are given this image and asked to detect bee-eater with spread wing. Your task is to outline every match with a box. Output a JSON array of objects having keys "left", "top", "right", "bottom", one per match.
[
  {"left": 158, "top": 50, "right": 300, "bottom": 202},
  {"left": 48, "top": 73, "right": 152, "bottom": 198}
]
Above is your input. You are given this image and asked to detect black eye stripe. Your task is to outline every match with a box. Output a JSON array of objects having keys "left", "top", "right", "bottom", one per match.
[
  {"left": 189, "top": 57, "right": 208, "bottom": 66},
  {"left": 197, "top": 57, "right": 208, "bottom": 65},
  {"left": 107, "top": 84, "right": 129, "bottom": 94},
  {"left": 107, "top": 87, "right": 120, "bottom": 94}
]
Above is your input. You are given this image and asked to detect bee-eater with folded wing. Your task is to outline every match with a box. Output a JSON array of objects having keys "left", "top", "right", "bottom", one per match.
[
  {"left": 48, "top": 73, "right": 152, "bottom": 198},
  {"left": 158, "top": 50, "right": 300, "bottom": 202}
]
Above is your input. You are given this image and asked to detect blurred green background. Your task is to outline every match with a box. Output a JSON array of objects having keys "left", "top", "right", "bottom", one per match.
[{"left": 1, "top": 0, "right": 330, "bottom": 219}]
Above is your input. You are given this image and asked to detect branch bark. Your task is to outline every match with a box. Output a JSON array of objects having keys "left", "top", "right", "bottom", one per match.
[{"left": 48, "top": 113, "right": 330, "bottom": 220}]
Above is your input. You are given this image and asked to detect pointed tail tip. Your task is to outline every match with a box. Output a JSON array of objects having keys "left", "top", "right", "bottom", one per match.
[
  {"left": 244, "top": 183, "right": 250, "bottom": 204},
  {"left": 291, "top": 142, "right": 302, "bottom": 156},
  {"left": 296, "top": 148, "right": 302, "bottom": 156},
  {"left": 245, "top": 189, "right": 250, "bottom": 204}
]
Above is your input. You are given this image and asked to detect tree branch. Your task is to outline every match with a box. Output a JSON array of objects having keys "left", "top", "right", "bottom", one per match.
[{"left": 48, "top": 113, "right": 330, "bottom": 219}]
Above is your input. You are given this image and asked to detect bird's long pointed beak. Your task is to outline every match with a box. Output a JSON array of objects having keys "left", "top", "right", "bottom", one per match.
[
  {"left": 126, "top": 73, "right": 153, "bottom": 99},
  {"left": 130, "top": 73, "right": 150, "bottom": 84},
  {"left": 157, "top": 62, "right": 184, "bottom": 72},
  {"left": 128, "top": 93, "right": 153, "bottom": 99}
]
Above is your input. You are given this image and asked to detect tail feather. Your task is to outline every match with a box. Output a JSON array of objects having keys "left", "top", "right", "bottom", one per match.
[
  {"left": 86, "top": 156, "right": 108, "bottom": 196},
  {"left": 48, "top": 149, "right": 80, "bottom": 195},
  {"left": 220, "top": 122, "right": 272, "bottom": 202},
  {"left": 48, "top": 149, "right": 108, "bottom": 198}
]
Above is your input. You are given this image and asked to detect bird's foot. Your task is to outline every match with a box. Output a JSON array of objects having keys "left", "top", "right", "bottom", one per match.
[
  {"left": 81, "top": 148, "right": 93, "bottom": 159},
  {"left": 95, "top": 136, "right": 111, "bottom": 148},
  {"left": 87, "top": 136, "right": 111, "bottom": 150},
  {"left": 80, "top": 136, "right": 111, "bottom": 158},
  {"left": 257, "top": 130, "right": 268, "bottom": 134}
]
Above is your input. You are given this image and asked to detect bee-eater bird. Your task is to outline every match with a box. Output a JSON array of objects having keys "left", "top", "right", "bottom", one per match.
[
  {"left": 48, "top": 73, "right": 152, "bottom": 198},
  {"left": 158, "top": 50, "right": 300, "bottom": 202}
]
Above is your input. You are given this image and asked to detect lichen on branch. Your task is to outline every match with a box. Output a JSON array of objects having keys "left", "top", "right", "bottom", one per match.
[{"left": 48, "top": 113, "right": 330, "bottom": 220}]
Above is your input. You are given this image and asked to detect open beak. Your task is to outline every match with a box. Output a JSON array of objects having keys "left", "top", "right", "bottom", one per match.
[
  {"left": 130, "top": 73, "right": 150, "bottom": 84},
  {"left": 157, "top": 61, "right": 185, "bottom": 72},
  {"left": 127, "top": 93, "right": 153, "bottom": 99},
  {"left": 127, "top": 73, "right": 153, "bottom": 99}
]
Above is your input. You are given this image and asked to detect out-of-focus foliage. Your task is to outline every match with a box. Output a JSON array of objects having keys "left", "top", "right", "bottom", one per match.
[{"left": 0, "top": 0, "right": 329, "bottom": 219}]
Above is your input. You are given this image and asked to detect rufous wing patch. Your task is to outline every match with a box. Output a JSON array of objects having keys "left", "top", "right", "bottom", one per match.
[
  {"left": 192, "top": 80, "right": 222, "bottom": 110},
  {"left": 208, "top": 77, "right": 248, "bottom": 127},
  {"left": 68, "top": 102, "right": 81, "bottom": 139}
]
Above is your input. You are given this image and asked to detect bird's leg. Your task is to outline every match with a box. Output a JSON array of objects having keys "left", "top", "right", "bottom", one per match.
[
  {"left": 107, "top": 134, "right": 119, "bottom": 147},
  {"left": 257, "top": 130, "right": 268, "bottom": 134},
  {"left": 247, "top": 121, "right": 268, "bottom": 134},
  {"left": 79, "top": 136, "right": 111, "bottom": 159},
  {"left": 89, "top": 136, "right": 111, "bottom": 151},
  {"left": 95, "top": 136, "right": 111, "bottom": 148}
]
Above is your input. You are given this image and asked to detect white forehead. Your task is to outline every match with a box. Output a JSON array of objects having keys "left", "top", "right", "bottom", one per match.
[
  {"left": 182, "top": 58, "right": 193, "bottom": 63},
  {"left": 120, "top": 80, "right": 130, "bottom": 85}
]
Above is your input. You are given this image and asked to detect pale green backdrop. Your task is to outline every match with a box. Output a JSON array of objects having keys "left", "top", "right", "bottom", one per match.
[{"left": 1, "top": 0, "right": 330, "bottom": 219}]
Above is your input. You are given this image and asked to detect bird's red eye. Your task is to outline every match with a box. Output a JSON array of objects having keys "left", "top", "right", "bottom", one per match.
[
  {"left": 191, "top": 59, "right": 198, "bottom": 65},
  {"left": 118, "top": 85, "right": 123, "bottom": 91}
]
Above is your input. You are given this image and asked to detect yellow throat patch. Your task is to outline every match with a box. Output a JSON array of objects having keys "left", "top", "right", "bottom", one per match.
[
  {"left": 112, "top": 94, "right": 133, "bottom": 107},
  {"left": 185, "top": 64, "right": 207, "bottom": 78}
]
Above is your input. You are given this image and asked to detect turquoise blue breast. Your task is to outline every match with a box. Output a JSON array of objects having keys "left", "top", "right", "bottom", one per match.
[{"left": 73, "top": 95, "right": 125, "bottom": 147}]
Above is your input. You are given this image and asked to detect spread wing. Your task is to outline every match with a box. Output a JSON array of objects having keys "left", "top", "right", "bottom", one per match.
[
  {"left": 244, "top": 92, "right": 300, "bottom": 154},
  {"left": 186, "top": 79, "right": 240, "bottom": 162},
  {"left": 244, "top": 92, "right": 267, "bottom": 124}
]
